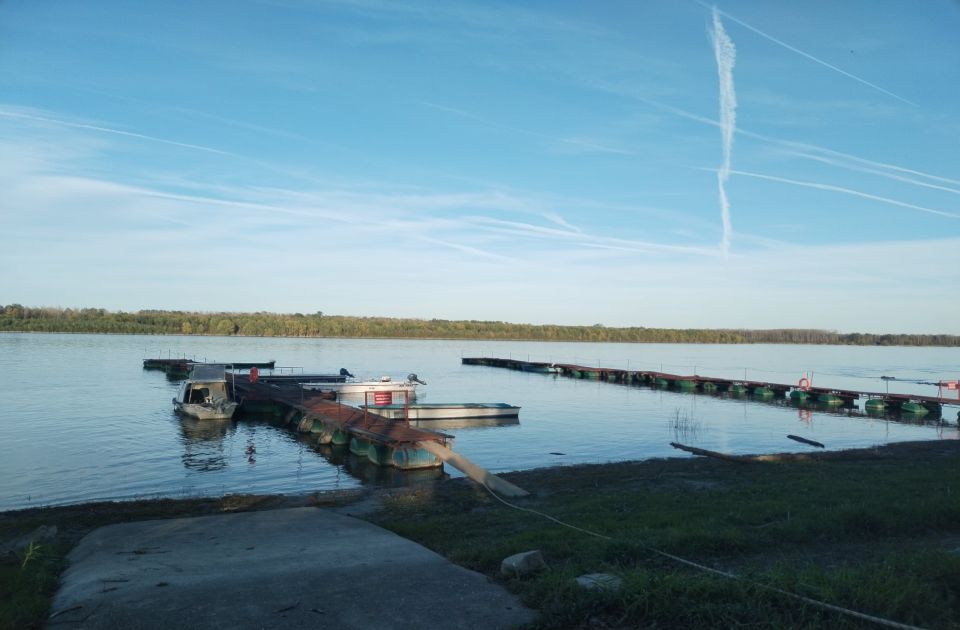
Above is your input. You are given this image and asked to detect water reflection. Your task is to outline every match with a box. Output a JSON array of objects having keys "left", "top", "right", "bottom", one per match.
[
  {"left": 408, "top": 417, "right": 520, "bottom": 430},
  {"left": 178, "top": 415, "right": 234, "bottom": 472},
  {"left": 228, "top": 412, "right": 451, "bottom": 488},
  {"left": 311, "top": 443, "right": 447, "bottom": 487}
]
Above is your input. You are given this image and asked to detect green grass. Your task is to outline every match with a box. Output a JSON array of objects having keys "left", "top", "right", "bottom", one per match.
[
  {"left": 0, "top": 543, "right": 67, "bottom": 630},
  {"left": 371, "top": 446, "right": 960, "bottom": 629}
]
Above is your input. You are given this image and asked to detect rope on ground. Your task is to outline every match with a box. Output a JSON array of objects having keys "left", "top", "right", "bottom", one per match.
[{"left": 480, "top": 480, "right": 926, "bottom": 630}]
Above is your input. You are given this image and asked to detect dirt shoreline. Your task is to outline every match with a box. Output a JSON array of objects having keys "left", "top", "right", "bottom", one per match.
[{"left": 3, "top": 438, "right": 958, "bottom": 532}]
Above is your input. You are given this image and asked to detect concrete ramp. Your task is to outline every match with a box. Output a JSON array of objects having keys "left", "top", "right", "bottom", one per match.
[{"left": 50, "top": 507, "right": 535, "bottom": 629}]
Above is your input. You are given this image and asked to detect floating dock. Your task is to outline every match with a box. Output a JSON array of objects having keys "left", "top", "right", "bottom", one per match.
[
  {"left": 462, "top": 357, "right": 958, "bottom": 418},
  {"left": 226, "top": 372, "right": 528, "bottom": 496},
  {"left": 229, "top": 372, "right": 450, "bottom": 469},
  {"left": 144, "top": 358, "right": 276, "bottom": 377}
]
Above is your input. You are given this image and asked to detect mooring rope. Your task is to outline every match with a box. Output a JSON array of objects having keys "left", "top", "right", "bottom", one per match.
[{"left": 480, "top": 481, "right": 927, "bottom": 630}]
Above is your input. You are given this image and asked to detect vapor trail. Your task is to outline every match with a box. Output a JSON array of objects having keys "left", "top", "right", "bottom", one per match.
[
  {"left": 730, "top": 169, "right": 959, "bottom": 219},
  {"left": 711, "top": 6, "right": 736, "bottom": 256},
  {"left": 774, "top": 139, "right": 960, "bottom": 187},
  {"left": 783, "top": 150, "right": 960, "bottom": 196},
  {"left": 616, "top": 91, "right": 959, "bottom": 193},
  {"left": 700, "top": 2, "right": 917, "bottom": 107},
  {"left": 0, "top": 109, "right": 235, "bottom": 156}
]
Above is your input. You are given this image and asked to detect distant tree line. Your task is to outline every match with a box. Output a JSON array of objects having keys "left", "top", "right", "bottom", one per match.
[{"left": 0, "top": 304, "right": 957, "bottom": 346}]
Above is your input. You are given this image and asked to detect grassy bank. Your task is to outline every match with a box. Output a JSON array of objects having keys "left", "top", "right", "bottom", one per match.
[
  {"left": 369, "top": 441, "right": 960, "bottom": 629},
  {"left": 2, "top": 442, "right": 958, "bottom": 629}
]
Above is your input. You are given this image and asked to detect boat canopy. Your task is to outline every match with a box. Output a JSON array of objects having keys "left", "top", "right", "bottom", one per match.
[{"left": 190, "top": 364, "right": 228, "bottom": 381}]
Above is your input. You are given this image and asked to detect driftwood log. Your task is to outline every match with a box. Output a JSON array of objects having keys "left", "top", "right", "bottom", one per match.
[
  {"left": 787, "top": 434, "right": 825, "bottom": 448},
  {"left": 669, "top": 442, "right": 750, "bottom": 463}
]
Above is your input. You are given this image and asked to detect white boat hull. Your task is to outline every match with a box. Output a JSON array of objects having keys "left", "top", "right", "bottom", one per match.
[
  {"left": 302, "top": 381, "right": 418, "bottom": 395},
  {"left": 173, "top": 400, "right": 238, "bottom": 420},
  {"left": 362, "top": 403, "right": 519, "bottom": 421}
]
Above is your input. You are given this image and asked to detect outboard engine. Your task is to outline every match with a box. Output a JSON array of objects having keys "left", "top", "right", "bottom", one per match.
[
  {"left": 339, "top": 367, "right": 355, "bottom": 378},
  {"left": 407, "top": 373, "right": 427, "bottom": 385}
]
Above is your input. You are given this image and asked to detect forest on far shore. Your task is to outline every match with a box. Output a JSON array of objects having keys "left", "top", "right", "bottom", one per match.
[{"left": 1, "top": 304, "right": 957, "bottom": 346}]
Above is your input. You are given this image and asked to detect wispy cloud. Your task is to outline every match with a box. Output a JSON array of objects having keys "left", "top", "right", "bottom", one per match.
[
  {"left": 415, "top": 235, "right": 516, "bottom": 262},
  {"left": 710, "top": 7, "right": 736, "bottom": 257},
  {"left": 3, "top": 132, "right": 955, "bottom": 330},
  {"left": 703, "top": 2, "right": 917, "bottom": 107},
  {"left": 416, "top": 100, "right": 635, "bottom": 155},
  {"left": 542, "top": 212, "right": 582, "bottom": 233}
]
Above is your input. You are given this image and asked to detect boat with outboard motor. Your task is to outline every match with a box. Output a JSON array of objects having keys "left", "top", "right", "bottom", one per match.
[{"left": 301, "top": 373, "right": 426, "bottom": 396}]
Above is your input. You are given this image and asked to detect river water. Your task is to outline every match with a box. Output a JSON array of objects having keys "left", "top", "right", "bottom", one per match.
[{"left": 1, "top": 333, "right": 957, "bottom": 511}]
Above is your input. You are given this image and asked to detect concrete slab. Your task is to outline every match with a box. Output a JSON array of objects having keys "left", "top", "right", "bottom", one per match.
[{"left": 49, "top": 507, "right": 535, "bottom": 629}]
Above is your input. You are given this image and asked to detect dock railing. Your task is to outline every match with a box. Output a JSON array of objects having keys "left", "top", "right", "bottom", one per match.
[{"left": 361, "top": 389, "right": 412, "bottom": 428}]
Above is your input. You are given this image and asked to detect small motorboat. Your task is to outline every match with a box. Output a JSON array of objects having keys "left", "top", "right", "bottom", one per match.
[
  {"left": 361, "top": 402, "right": 519, "bottom": 420},
  {"left": 172, "top": 364, "right": 239, "bottom": 420},
  {"left": 301, "top": 373, "right": 426, "bottom": 396}
]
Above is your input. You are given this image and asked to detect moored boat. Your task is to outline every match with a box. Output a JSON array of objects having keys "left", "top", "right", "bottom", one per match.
[
  {"left": 172, "top": 364, "right": 239, "bottom": 420},
  {"left": 361, "top": 402, "right": 520, "bottom": 421},
  {"left": 301, "top": 373, "right": 426, "bottom": 395}
]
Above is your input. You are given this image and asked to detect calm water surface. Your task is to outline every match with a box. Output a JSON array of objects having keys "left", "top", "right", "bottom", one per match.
[{"left": 1, "top": 333, "right": 957, "bottom": 511}]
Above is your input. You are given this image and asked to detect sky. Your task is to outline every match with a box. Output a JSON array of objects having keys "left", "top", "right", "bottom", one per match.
[{"left": 1, "top": 0, "right": 958, "bottom": 333}]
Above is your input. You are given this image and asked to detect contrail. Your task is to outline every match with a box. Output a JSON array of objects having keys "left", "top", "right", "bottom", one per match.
[
  {"left": 699, "top": 2, "right": 917, "bottom": 107},
  {"left": 470, "top": 216, "right": 722, "bottom": 256},
  {"left": 0, "top": 109, "right": 235, "bottom": 156},
  {"left": 615, "top": 91, "right": 959, "bottom": 193},
  {"left": 782, "top": 150, "right": 960, "bottom": 196},
  {"left": 774, "top": 139, "right": 960, "bottom": 187},
  {"left": 711, "top": 6, "right": 736, "bottom": 256},
  {"left": 730, "top": 169, "right": 959, "bottom": 219}
]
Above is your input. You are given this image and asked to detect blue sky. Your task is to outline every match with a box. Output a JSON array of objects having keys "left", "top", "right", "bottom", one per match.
[{"left": 1, "top": 0, "right": 957, "bottom": 333}]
